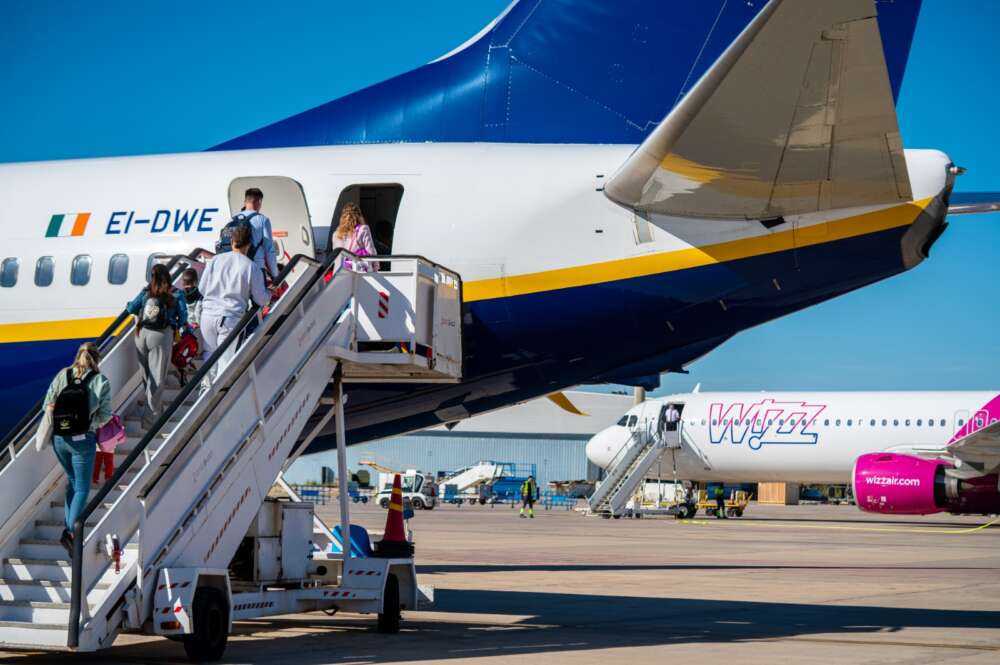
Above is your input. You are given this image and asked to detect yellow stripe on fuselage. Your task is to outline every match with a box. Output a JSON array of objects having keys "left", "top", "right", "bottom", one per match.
[
  {"left": 462, "top": 197, "right": 932, "bottom": 302},
  {"left": 0, "top": 197, "right": 932, "bottom": 344},
  {"left": 0, "top": 316, "right": 116, "bottom": 345}
]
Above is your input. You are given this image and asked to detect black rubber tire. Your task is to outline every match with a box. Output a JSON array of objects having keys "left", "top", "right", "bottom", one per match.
[
  {"left": 380, "top": 498, "right": 390, "bottom": 509},
  {"left": 411, "top": 498, "right": 424, "bottom": 510},
  {"left": 377, "top": 574, "right": 401, "bottom": 634},
  {"left": 478, "top": 497, "right": 487, "bottom": 505},
  {"left": 361, "top": 496, "right": 369, "bottom": 504},
  {"left": 182, "top": 587, "right": 229, "bottom": 662}
]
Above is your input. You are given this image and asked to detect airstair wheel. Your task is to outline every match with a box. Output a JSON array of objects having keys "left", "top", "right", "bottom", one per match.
[
  {"left": 377, "top": 574, "right": 401, "bottom": 634},
  {"left": 182, "top": 587, "right": 229, "bottom": 662}
]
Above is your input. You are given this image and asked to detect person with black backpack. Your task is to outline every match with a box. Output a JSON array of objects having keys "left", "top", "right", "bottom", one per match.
[
  {"left": 125, "top": 263, "right": 188, "bottom": 427},
  {"left": 215, "top": 187, "right": 278, "bottom": 283},
  {"left": 42, "top": 342, "right": 112, "bottom": 555}
]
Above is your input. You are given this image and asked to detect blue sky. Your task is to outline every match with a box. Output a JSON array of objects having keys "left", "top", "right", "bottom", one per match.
[{"left": 2, "top": 1, "right": 997, "bottom": 392}]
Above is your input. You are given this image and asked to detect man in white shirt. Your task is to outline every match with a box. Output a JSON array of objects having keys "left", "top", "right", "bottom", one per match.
[
  {"left": 240, "top": 187, "right": 279, "bottom": 281},
  {"left": 199, "top": 224, "right": 270, "bottom": 384}
]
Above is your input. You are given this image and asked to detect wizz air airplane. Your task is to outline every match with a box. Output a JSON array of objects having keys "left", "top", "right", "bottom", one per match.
[
  {"left": 586, "top": 390, "right": 1000, "bottom": 516},
  {"left": 1, "top": 1, "right": 997, "bottom": 447}
]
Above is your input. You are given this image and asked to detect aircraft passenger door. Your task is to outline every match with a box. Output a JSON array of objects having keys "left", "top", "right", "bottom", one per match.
[
  {"left": 658, "top": 402, "right": 684, "bottom": 449},
  {"left": 228, "top": 176, "right": 314, "bottom": 263}
]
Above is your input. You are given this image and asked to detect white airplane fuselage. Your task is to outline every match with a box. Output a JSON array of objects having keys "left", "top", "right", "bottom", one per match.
[
  {"left": 0, "top": 145, "right": 954, "bottom": 446},
  {"left": 586, "top": 391, "right": 999, "bottom": 483}
]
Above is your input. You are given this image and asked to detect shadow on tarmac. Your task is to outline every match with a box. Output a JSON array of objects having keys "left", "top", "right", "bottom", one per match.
[
  {"left": 419, "top": 563, "right": 1000, "bottom": 574},
  {"left": 24, "top": 588, "right": 996, "bottom": 663}
]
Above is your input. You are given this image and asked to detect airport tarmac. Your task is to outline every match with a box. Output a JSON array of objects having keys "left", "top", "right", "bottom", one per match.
[{"left": 2, "top": 502, "right": 998, "bottom": 664}]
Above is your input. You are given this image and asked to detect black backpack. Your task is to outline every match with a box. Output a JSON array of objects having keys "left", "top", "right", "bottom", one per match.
[
  {"left": 139, "top": 291, "right": 168, "bottom": 331},
  {"left": 216, "top": 212, "right": 261, "bottom": 261},
  {"left": 53, "top": 369, "right": 95, "bottom": 436}
]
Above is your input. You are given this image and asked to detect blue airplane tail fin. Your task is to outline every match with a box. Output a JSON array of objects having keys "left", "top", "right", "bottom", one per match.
[{"left": 213, "top": 0, "right": 921, "bottom": 151}]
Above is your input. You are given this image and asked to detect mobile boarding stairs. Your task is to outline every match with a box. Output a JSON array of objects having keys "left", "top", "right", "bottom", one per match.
[
  {"left": 0, "top": 249, "right": 462, "bottom": 658},
  {"left": 588, "top": 409, "right": 700, "bottom": 518}
]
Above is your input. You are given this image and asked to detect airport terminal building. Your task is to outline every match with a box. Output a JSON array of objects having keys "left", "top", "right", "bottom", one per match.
[{"left": 286, "top": 391, "right": 632, "bottom": 488}]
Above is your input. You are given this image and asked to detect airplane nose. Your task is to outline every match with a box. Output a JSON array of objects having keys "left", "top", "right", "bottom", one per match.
[{"left": 585, "top": 427, "right": 622, "bottom": 470}]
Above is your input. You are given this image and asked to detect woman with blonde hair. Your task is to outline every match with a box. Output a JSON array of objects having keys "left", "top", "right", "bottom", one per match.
[
  {"left": 332, "top": 202, "right": 377, "bottom": 268},
  {"left": 43, "top": 342, "right": 112, "bottom": 554}
]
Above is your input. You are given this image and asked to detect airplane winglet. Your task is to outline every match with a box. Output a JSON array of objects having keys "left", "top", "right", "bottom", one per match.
[{"left": 546, "top": 392, "right": 589, "bottom": 416}]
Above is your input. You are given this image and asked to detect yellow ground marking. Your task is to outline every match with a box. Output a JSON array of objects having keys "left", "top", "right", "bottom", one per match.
[{"left": 678, "top": 514, "right": 1000, "bottom": 535}]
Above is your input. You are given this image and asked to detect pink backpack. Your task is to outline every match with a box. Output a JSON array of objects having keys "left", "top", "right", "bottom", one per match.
[{"left": 96, "top": 415, "right": 127, "bottom": 453}]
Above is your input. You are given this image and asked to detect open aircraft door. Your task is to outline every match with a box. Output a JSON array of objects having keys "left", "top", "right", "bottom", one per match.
[{"left": 229, "top": 176, "right": 315, "bottom": 262}]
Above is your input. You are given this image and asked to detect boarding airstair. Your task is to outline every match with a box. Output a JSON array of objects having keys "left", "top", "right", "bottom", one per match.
[
  {"left": 0, "top": 249, "right": 462, "bottom": 655},
  {"left": 587, "top": 406, "right": 682, "bottom": 517},
  {"left": 439, "top": 461, "right": 506, "bottom": 501}
]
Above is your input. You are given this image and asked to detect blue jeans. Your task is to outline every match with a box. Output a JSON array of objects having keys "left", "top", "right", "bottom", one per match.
[{"left": 53, "top": 433, "right": 96, "bottom": 531}]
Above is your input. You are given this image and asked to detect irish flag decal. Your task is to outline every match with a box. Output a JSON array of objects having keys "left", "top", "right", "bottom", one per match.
[{"left": 45, "top": 212, "right": 91, "bottom": 238}]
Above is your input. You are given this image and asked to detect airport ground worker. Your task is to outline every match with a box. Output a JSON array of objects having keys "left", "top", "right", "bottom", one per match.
[
  {"left": 519, "top": 475, "right": 539, "bottom": 518},
  {"left": 199, "top": 223, "right": 269, "bottom": 385},
  {"left": 713, "top": 484, "right": 727, "bottom": 519},
  {"left": 39, "top": 342, "right": 112, "bottom": 555},
  {"left": 126, "top": 264, "right": 187, "bottom": 427}
]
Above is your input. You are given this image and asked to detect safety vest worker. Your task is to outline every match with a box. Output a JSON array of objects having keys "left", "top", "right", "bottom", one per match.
[{"left": 520, "top": 476, "right": 538, "bottom": 519}]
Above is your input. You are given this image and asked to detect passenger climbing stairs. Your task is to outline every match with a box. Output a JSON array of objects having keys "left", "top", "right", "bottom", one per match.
[{"left": 0, "top": 249, "right": 462, "bottom": 654}]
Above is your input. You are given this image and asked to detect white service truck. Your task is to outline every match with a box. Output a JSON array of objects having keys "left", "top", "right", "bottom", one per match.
[{"left": 376, "top": 470, "right": 438, "bottom": 510}]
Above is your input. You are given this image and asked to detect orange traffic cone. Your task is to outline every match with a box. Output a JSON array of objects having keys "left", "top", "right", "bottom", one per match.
[{"left": 376, "top": 474, "right": 414, "bottom": 557}]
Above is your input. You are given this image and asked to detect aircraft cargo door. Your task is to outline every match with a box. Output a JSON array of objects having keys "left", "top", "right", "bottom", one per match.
[{"left": 229, "top": 176, "right": 314, "bottom": 263}]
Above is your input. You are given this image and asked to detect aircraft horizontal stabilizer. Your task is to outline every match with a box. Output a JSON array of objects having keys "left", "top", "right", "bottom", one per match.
[
  {"left": 947, "top": 192, "right": 1000, "bottom": 216},
  {"left": 604, "top": 0, "right": 912, "bottom": 220},
  {"left": 947, "top": 420, "right": 1000, "bottom": 478}
]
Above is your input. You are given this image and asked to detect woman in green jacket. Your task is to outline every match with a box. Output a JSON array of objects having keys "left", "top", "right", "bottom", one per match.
[{"left": 43, "top": 342, "right": 112, "bottom": 554}]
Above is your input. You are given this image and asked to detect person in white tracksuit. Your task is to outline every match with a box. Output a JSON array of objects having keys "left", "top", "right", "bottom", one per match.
[{"left": 198, "top": 224, "right": 269, "bottom": 386}]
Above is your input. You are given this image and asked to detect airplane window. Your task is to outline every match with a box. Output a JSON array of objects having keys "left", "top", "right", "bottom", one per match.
[
  {"left": 71, "top": 255, "right": 92, "bottom": 286},
  {"left": 869, "top": 419, "right": 875, "bottom": 426},
  {"left": 701, "top": 419, "right": 706, "bottom": 426},
  {"left": 917, "top": 419, "right": 922, "bottom": 426},
  {"left": 146, "top": 254, "right": 167, "bottom": 281},
  {"left": 35, "top": 256, "right": 54, "bottom": 287},
  {"left": 835, "top": 419, "right": 841, "bottom": 426},
  {"left": 893, "top": 419, "right": 899, "bottom": 426},
  {"left": 958, "top": 419, "right": 965, "bottom": 426},
  {"left": 939, "top": 419, "right": 946, "bottom": 426},
  {"left": 107, "top": 254, "right": 129, "bottom": 285},
  {"left": 0, "top": 258, "right": 17, "bottom": 288},
  {"left": 824, "top": 419, "right": 830, "bottom": 426},
  {"left": 847, "top": 419, "right": 852, "bottom": 426},
  {"left": 616, "top": 416, "right": 628, "bottom": 426},
  {"left": 928, "top": 419, "right": 934, "bottom": 427},
  {"left": 905, "top": 419, "right": 911, "bottom": 426},
  {"left": 881, "top": 419, "right": 887, "bottom": 426},
  {"left": 778, "top": 419, "right": 784, "bottom": 425},
  {"left": 976, "top": 418, "right": 984, "bottom": 427},
  {"left": 712, "top": 419, "right": 717, "bottom": 426},
  {"left": 628, "top": 416, "right": 637, "bottom": 427},
  {"left": 768, "top": 419, "right": 773, "bottom": 426}
]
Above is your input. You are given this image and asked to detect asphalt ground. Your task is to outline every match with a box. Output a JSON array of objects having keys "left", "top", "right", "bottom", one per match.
[{"left": 3, "top": 501, "right": 998, "bottom": 664}]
